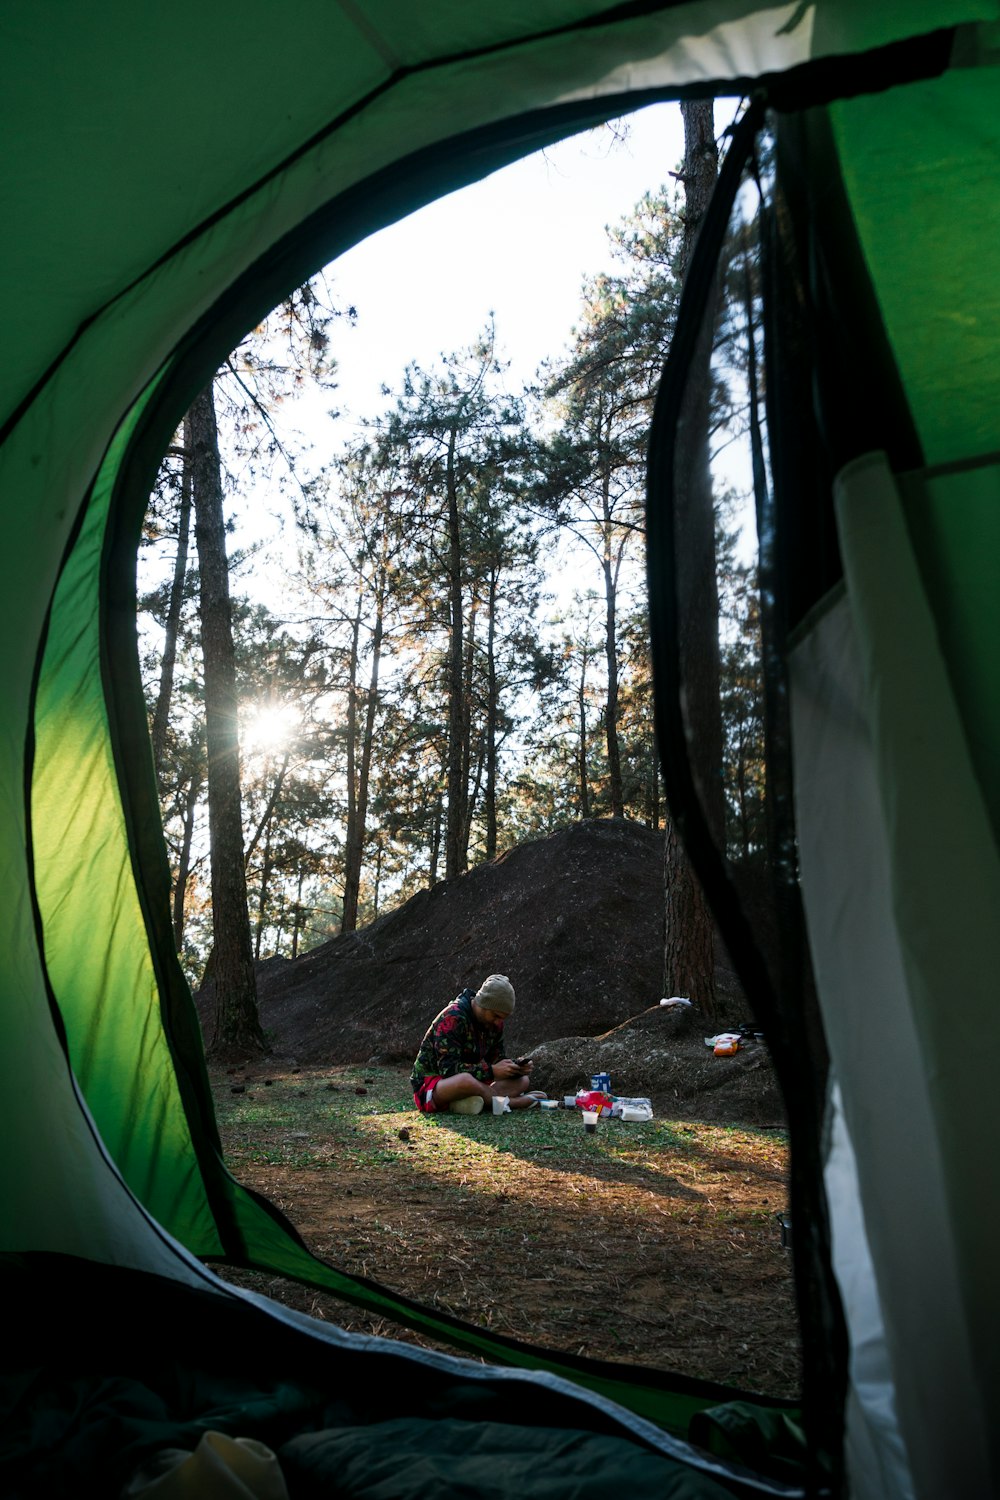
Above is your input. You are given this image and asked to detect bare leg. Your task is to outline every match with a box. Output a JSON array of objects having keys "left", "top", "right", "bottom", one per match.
[{"left": 431, "top": 1073, "right": 492, "bottom": 1111}]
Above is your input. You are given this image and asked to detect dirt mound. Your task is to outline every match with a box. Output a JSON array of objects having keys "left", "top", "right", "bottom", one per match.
[
  {"left": 248, "top": 819, "right": 663, "bottom": 1063},
  {"left": 528, "top": 1006, "right": 785, "bottom": 1125},
  {"left": 216, "top": 818, "right": 775, "bottom": 1122}
]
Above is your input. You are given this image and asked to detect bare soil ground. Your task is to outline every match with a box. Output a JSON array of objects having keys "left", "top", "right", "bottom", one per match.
[
  {"left": 212, "top": 1062, "right": 799, "bottom": 1401},
  {"left": 206, "top": 820, "right": 798, "bottom": 1400}
]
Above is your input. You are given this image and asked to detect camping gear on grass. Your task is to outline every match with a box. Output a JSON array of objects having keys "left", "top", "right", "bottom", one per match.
[
  {"left": 575, "top": 1089, "right": 614, "bottom": 1117},
  {"left": 611, "top": 1098, "right": 654, "bottom": 1122},
  {"left": 620, "top": 1105, "right": 653, "bottom": 1123}
]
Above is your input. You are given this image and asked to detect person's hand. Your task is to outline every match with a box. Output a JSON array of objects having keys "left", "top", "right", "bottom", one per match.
[{"left": 493, "top": 1059, "right": 522, "bottom": 1080}]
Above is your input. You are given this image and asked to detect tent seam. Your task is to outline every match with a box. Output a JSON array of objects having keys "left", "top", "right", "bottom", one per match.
[{"left": 332, "top": 0, "right": 404, "bottom": 71}]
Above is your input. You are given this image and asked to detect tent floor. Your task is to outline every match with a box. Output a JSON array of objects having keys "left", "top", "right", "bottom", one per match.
[{"left": 0, "top": 1254, "right": 799, "bottom": 1498}]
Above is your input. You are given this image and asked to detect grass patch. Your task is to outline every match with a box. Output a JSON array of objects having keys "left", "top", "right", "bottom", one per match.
[{"left": 211, "top": 1063, "right": 799, "bottom": 1399}]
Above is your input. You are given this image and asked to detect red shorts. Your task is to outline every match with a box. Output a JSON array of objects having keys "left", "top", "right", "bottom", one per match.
[{"left": 413, "top": 1076, "right": 443, "bottom": 1113}]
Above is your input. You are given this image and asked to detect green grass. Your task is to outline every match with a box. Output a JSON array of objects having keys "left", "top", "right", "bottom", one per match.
[{"left": 213, "top": 1064, "right": 787, "bottom": 1184}]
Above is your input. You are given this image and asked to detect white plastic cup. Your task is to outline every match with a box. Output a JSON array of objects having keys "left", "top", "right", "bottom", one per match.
[
  {"left": 492, "top": 1096, "right": 510, "bottom": 1115},
  {"left": 582, "top": 1109, "right": 598, "bottom": 1134}
]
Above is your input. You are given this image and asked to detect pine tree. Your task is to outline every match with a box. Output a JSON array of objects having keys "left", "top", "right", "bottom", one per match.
[
  {"left": 189, "top": 381, "right": 265, "bottom": 1055},
  {"left": 537, "top": 186, "right": 683, "bottom": 820},
  {"left": 369, "top": 332, "right": 527, "bottom": 879},
  {"left": 661, "top": 99, "right": 722, "bottom": 1019}
]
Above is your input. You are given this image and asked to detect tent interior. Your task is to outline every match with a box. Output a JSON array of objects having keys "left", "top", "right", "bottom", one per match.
[{"left": 3, "top": 5, "right": 998, "bottom": 1497}]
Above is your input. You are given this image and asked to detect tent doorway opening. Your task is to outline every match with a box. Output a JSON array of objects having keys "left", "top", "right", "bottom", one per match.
[{"left": 134, "top": 99, "right": 799, "bottom": 1401}]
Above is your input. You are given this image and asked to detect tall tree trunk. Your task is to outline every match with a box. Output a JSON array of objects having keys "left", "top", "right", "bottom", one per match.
[
  {"left": 254, "top": 818, "right": 274, "bottom": 961},
  {"left": 577, "top": 658, "right": 591, "bottom": 819},
  {"left": 372, "top": 840, "right": 384, "bottom": 920},
  {"left": 172, "top": 757, "right": 202, "bottom": 953},
  {"left": 484, "top": 571, "right": 499, "bottom": 859},
  {"left": 341, "top": 595, "right": 363, "bottom": 930},
  {"left": 244, "top": 750, "right": 290, "bottom": 868},
  {"left": 663, "top": 816, "right": 714, "bottom": 997},
  {"left": 458, "top": 590, "right": 478, "bottom": 870},
  {"left": 190, "top": 382, "right": 266, "bottom": 1055},
  {"left": 601, "top": 546, "right": 623, "bottom": 817},
  {"left": 291, "top": 866, "right": 305, "bottom": 959},
  {"left": 444, "top": 425, "right": 466, "bottom": 880},
  {"left": 675, "top": 99, "right": 725, "bottom": 844},
  {"left": 150, "top": 415, "right": 193, "bottom": 782},
  {"left": 463, "top": 731, "right": 486, "bottom": 863},
  {"left": 598, "top": 409, "right": 625, "bottom": 818},
  {"left": 662, "top": 100, "right": 722, "bottom": 1019},
  {"left": 342, "top": 562, "right": 387, "bottom": 932},
  {"left": 429, "top": 790, "right": 443, "bottom": 887}
]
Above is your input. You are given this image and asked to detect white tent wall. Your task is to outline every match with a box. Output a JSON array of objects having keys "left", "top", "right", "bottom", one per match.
[
  {"left": 822, "top": 1087, "right": 916, "bottom": 1500},
  {"left": 790, "top": 594, "right": 977, "bottom": 1499},
  {"left": 789, "top": 453, "right": 999, "bottom": 1499}
]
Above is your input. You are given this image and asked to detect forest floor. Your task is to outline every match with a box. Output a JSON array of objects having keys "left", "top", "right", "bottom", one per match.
[
  {"left": 205, "top": 819, "right": 799, "bottom": 1400},
  {"left": 211, "top": 1061, "right": 800, "bottom": 1401}
]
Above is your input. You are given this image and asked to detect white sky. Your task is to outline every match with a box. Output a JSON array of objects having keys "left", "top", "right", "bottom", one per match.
[{"left": 322, "top": 100, "right": 689, "bottom": 433}]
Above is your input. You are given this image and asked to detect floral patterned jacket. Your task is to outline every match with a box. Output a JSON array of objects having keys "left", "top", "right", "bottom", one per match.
[{"left": 410, "top": 989, "right": 505, "bottom": 1092}]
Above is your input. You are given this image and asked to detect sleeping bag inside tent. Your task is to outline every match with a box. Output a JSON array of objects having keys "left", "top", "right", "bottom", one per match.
[{"left": 2, "top": 4, "right": 999, "bottom": 1499}]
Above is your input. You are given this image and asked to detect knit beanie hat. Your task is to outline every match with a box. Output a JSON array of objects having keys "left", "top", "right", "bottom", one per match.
[{"left": 474, "top": 974, "right": 515, "bottom": 1016}]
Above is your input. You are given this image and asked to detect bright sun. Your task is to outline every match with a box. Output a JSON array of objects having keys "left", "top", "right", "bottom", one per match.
[{"left": 242, "top": 703, "right": 296, "bottom": 754}]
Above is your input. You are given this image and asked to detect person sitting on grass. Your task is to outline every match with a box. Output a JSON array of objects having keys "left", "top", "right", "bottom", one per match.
[{"left": 410, "top": 974, "right": 546, "bottom": 1115}]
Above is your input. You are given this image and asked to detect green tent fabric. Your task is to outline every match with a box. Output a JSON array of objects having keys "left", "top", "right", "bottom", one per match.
[{"left": 3, "top": 5, "right": 1000, "bottom": 1497}]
